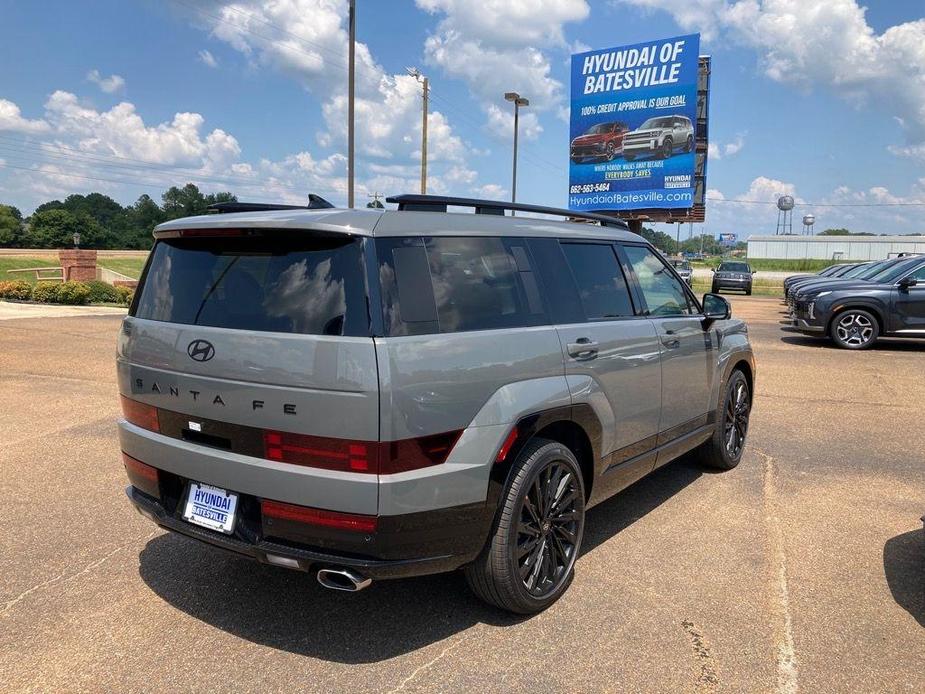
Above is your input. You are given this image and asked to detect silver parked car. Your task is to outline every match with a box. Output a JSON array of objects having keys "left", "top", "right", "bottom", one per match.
[
  {"left": 623, "top": 115, "right": 695, "bottom": 161},
  {"left": 118, "top": 194, "right": 755, "bottom": 614}
]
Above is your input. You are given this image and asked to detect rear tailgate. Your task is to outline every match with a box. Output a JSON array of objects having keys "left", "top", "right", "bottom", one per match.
[{"left": 117, "top": 228, "right": 380, "bottom": 514}]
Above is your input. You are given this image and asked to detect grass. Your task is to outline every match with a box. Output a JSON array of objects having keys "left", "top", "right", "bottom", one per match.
[
  {"left": 693, "top": 258, "right": 841, "bottom": 272},
  {"left": 0, "top": 255, "right": 147, "bottom": 283},
  {"left": 692, "top": 280, "right": 781, "bottom": 297}
]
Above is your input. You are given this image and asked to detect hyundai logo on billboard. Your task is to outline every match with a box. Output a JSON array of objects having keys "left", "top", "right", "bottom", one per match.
[{"left": 569, "top": 33, "right": 700, "bottom": 213}]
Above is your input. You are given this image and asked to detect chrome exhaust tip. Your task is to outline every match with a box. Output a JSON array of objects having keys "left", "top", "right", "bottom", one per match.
[{"left": 316, "top": 567, "right": 372, "bottom": 592}]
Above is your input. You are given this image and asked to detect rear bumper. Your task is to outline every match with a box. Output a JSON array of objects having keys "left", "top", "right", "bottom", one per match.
[{"left": 127, "top": 482, "right": 490, "bottom": 580}]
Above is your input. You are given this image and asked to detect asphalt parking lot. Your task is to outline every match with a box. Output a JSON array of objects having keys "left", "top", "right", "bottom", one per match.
[{"left": 1, "top": 296, "right": 922, "bottom": 693}]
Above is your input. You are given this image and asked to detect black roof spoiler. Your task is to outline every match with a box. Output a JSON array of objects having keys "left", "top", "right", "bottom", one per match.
[
  {"left": 208, "top": 194, "right": 335, "bottom": 214},
  {"left": 386, "top": 194, "right": 630, "bottom": 230}
]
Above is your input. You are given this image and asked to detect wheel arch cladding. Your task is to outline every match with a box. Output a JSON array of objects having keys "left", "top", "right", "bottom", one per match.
[
  {"left": 533, "top": 419, "right": 595, "bottom": 502},
  {"left": 732, "top": 359, "right": 754, "bottom": 403}
]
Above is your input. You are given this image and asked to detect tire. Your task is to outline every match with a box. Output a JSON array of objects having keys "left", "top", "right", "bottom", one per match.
[
  {"left": 711, "top": 283, "right": 719, "bottom": 294},
  {"left": 829, "top": 308, "right": 879, "bottom": 350},
  {"left": 745, "top": 286, "right": 752, "bottom": 296},
  {"left": 659, "top": 137, "right": 673, "bottom": 159},
  {"left": 695, "top": 369, "right": 751, "bottom": 470},
  {"left": 464, "top": 438, "right": 586, "bottom": 614},
  {"left": 606, "top": 142, "right": 616, "bottom": 161},
  {"left": 684, "top": 135, "right": 693, "bottom": 153}
]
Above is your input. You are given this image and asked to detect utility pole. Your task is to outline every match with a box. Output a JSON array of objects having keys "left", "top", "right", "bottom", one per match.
[
  {"left": 408, "top": 68, "right": 428, "bottom": 194},
  {"left": 504, "top": 92, "right": 529, "bottom": 214},
  {"left": 347, "top": 0, "right": 356, "bottom": 208}
]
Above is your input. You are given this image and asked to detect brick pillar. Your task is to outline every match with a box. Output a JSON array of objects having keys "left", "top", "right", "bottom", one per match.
[{"left": 59, "top": 249, "right": 98, "bottom": 282}]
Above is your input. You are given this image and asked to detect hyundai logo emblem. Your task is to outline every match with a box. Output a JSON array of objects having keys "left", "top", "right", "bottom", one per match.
[{"left": 187, "top": 339, "right": 215, "bottom": 362}]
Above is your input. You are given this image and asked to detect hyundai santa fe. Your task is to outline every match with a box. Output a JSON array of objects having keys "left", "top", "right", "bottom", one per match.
[{"left": 118, "top": 194, "right": 755, "bottom": 614}]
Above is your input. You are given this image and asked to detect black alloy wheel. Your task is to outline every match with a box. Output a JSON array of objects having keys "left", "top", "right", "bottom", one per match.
[
  {"left": 685, "top": 135, "right": 694, "bottom": 152},
  {"left": 464, "top": 438, "right": 585, "bottom": 614},
  {"left": 723, "top": 375, "right": 750, "bottom": 460},
  {"left": 606, "top": 142, "right": 617, "bottom": 161}
]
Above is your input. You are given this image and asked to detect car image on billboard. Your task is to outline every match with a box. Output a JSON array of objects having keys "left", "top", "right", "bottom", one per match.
[{"left": 569, "top": 33, "right": 701, "bottom": 213}]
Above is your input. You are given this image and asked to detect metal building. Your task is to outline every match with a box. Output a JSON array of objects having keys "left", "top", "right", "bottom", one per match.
[{"left": 747, "top": 235, "right": 925, "bottom": 261}]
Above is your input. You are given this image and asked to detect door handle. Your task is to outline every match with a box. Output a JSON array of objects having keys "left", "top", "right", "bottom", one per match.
[
  {"left": 567, "top": 337, "right": 598, "bottom": 360},
  {"left": 661, "top": 329, "right": 681, "bottom": 349}
]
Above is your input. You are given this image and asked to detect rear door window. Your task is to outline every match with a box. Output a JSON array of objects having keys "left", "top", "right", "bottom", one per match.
[
  {"left": 376, "top": 236, "right": 546, "bottom": 335},
  {"left": 560, "top": 242, "right": 635, "bottom": 320},
  {"left": 133, "top": 233, "right": 369, "bottom": 336}
]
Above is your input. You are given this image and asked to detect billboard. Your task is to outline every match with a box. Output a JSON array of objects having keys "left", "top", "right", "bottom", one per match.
[
  {"left": 569, "top": 33, "right": 701, "bottom": 215},
  {"left": 719, "top": 233, "right": 737, "bottom": 247}
]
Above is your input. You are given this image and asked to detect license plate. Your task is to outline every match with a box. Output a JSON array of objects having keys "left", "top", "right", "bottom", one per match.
[{"left": 183, "top": 482, "right": 238, "bottom": 534}]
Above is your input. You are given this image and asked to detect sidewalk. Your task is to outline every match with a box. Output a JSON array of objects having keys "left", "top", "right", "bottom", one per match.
[{"left": 0, "top": 300, "right": 127, "bottom": 320}]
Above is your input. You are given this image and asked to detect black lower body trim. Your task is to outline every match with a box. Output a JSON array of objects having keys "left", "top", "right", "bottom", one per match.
[{"left": 127, "top": 486, "right": 485, "bottom": 580}]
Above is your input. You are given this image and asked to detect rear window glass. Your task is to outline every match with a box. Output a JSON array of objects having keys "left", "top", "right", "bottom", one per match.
[
  {"left": 133, "top": 234, "right": 369, "bottom": 336},
  {"left": 561, "top": 243, "right": 635, "bottom": 320}
]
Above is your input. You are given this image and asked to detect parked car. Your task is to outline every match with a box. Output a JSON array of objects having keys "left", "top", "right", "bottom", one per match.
[
  {"left": 784, "top": 263, "right": 859, "bottom": 301},
  {"left": 670, "top": 258, "right": 693, "bottom": 286},
  {"left": 117, "top": 194, "right": 755, "bottom": 614},
  {"left": 570, "top": 121, "right": 629, "bottom": 163},
  {"left": 622, "top": 115, "right": 694, "bottom": 161},
  {"left": 789, "top": 255, "right": 925, "bottom": 349},
  {"left": 711, "top": 261, "right": 754, "bottom": 295}
]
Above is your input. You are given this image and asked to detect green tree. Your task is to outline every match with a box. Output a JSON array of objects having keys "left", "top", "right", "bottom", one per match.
[
  {"left": 121, "top": 194, "right": 164, "bottom": 249},
  {"left": 162, "top": 183, "right": 236, "bottom": 219},
  {"left": 0, "top": 205, "right": 24, "bottom": 247},
  {"left": 26, "top": 209, "right": 105, "bottom": 248},
  {"left": 639, "top": 227, "right": 676, "bottom": 253}
]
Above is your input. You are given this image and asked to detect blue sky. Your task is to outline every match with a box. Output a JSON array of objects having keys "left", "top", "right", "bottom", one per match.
[{"left": 1, "top": 0, "right": 924, "bottom": 240}]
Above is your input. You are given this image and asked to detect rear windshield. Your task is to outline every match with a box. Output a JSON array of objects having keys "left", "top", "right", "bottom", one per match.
[{"left": 133, "top": 233, "right": 369, "bottom": 336}]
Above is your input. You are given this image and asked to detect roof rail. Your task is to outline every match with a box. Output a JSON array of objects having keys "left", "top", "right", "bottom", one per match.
[
  {"left": 208, "top": 194, "right": 335, "bottom": 214},
  {"left": 386, "top": 194, "right": 629, "bottom": 230}
]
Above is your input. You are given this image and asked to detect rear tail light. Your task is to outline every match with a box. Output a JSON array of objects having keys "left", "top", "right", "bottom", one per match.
[
  {"left": 262, "top": 429, "right": 463, "bottom": 474},
  {"left": 261, "top": 499, "right": 377, "bottom": 533},
  {"left": 120, "top": 396, "right": 159, "bottom": 432},
  {"left": 122, "top": 452, "right": 160, "bottom": 498}
]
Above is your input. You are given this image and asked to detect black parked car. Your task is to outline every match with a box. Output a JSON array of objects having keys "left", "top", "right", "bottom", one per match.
[
  {"left": 783, "top": 263, "right": 857, "bottom": 300},
  {"left": 789, "top": 255, "right": 925, "bottom": 349},
  {"left": 712, "top": 261, "right": 754, "bottom": 295}
]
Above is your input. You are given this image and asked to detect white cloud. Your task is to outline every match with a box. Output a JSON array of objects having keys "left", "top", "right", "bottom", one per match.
[
  {"left": 485, "top": 103, "right": 543, "bottom": 141},
  {"left": 86, "top": 69, "right": 126, "bottom": 94},
  {"left": 198, "top": 49, "right": 219, "bottom": 68},
  {"left": 615, "top": 0, "right": 925, "bottom": 158},
  {"left": 417, "top": 0, "right": 589, "bottom": 136},
  {"left": 0, "top": 99, "right": 51, "bottom": 134},
  {"left": 708, "top": 134, "right": 745, "bottom": 159}
]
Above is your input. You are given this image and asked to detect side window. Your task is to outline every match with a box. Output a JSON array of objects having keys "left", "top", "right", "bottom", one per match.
[
  {"left": 623, "top": 245, "right": 695, "bottom": 317},
  {"left": 907, "top": 264, "right": 925, "bottom": 282},
  {"left": 376, "top": 237, "right": 439, "bottom": 336},
  {"left": 424, "top": 236, "right": 545, "bottom": 333},
  {"left": 560, "top": 242, "right": 635, "bottom": 320}
]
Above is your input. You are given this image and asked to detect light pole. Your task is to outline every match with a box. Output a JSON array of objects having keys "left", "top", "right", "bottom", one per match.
[
  {"left": 347, "top": 0, "right": 356, "bottom": 208},
  {"left": 504, "top": 92, "right": 529, "bottom": 213},
  {"left": 408, "top": 67, "right": 429, "bottom": 194}
]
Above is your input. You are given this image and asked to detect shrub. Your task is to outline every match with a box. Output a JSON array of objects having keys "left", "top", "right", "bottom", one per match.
[
  {"left": 115, "top": 285, "right": 135, "bottom": 306},
  {"left": 0, "top": 279, "right": 33, "bottom": 301},
  {"left": 31, "top": 281, "right": 59, "bottom": 303},
  {"left": 86, "top": 279, "right": 120, "bottom": 304},
  {"left": 55, "top": 281, "right": 91, "bottom": 305}
]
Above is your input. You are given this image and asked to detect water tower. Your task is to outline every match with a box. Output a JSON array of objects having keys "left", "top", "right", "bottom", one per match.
[
  {"left": 802, "top": 213, "right": 815, "bottom": 235},
  {"left": 776, "top": 195, "right": 794, "bottom": 235}
]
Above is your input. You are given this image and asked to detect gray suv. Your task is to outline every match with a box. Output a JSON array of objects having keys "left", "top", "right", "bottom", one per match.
[
  {"left": 623, "top": 115, "right": 695, "bottom": 161},
  {"left": 118, "top": 195, "right": 755, "bottom": 614}
]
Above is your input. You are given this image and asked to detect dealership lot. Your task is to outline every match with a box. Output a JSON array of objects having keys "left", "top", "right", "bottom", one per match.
[{"left": 0, "top": 297, "right": 922, "bottom": 692}]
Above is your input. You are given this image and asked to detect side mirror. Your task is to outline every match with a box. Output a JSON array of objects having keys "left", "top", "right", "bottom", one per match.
[
  {"left": 702, "top": 293, "right": 731, "bottom": 320},
  {"left": 898, "top": 276, "right": 918, "bottom": 290}
]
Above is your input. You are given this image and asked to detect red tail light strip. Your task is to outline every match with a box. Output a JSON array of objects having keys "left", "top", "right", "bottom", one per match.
[
  {"left": 261, "top": 499, "right": 377, "bottom": 533},
  {"left": 120, "top": 396, "right": 159, "bottom": 433},
  {"left": 262, "top": 429, "right": 462, "bottom": 475}
]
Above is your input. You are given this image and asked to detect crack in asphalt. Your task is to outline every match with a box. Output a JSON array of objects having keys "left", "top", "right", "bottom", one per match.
[
  {"left": 754, "top": 447, "right": 799, "bottom": 694},
  {"left": 681, "top": 619, "right": 719, "bottom": 692},
  {"left": 0, "top": 530, "right": 158, "bottom": 616},
  {"left": 388, "top": 632, "right": 470, "bottom": 692}
]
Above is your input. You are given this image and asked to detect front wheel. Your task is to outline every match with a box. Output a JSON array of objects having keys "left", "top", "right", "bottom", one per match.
[
  {"left": 830, "top": 309, "right": 879, "bottom": 349},
  {"left": 695, "top": 369, "right": 751, "bottom": 470},
  {"left": 465, "top": 438, "right": 585, "bottom": 614},
  {"left": 711, "top": 283, "right": 719, "bottom": 294},
  {"left": 659, "top": 137, "right": 673, "bottom": 158},
  {"left": 606, "top": 142, "right": 617, "bottom": 161}
]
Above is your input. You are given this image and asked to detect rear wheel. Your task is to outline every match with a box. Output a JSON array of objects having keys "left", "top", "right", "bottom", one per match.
[
  {"left": 830, "top": 309, "right": 879, "bottom": 349},
  {"left": 695, "top": 369, "right": 750, "bottom": 470},
  {"left": 684, "top": 135, "right": 694, "bottom": 152},
  {"left": 465, "top": 438, "right": 585, "bottom": 614}
]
